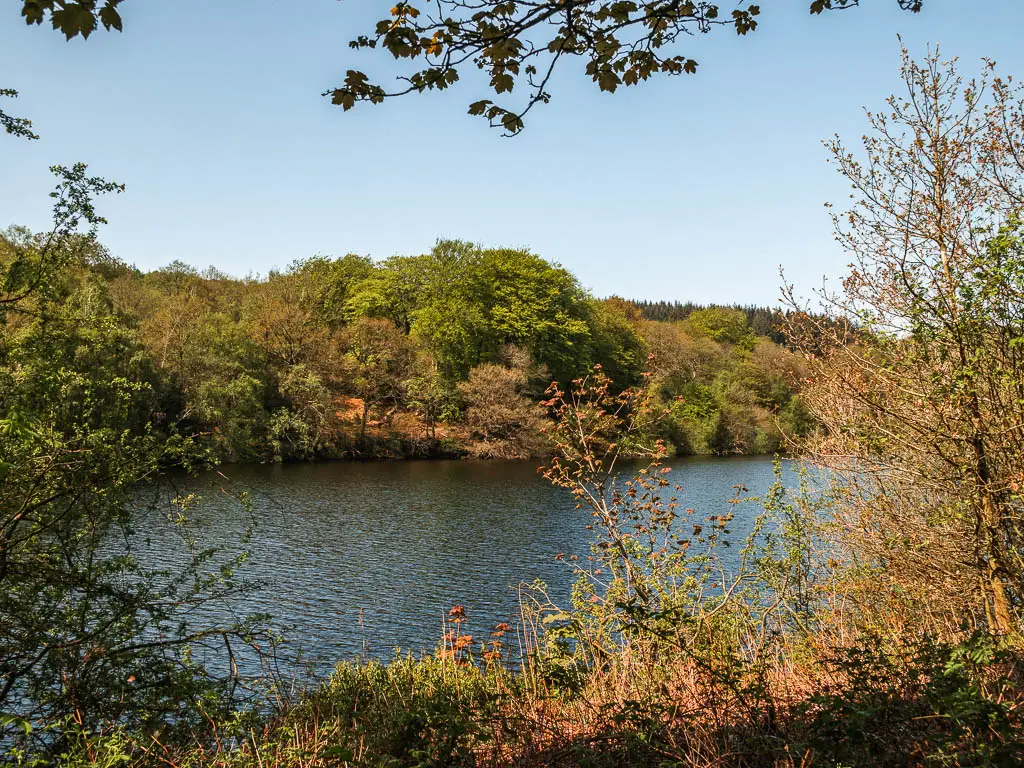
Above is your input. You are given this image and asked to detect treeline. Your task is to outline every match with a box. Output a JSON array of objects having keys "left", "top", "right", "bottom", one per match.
[
  {"left": 0, "top": 231, "right": 812, "bottom": 462},
  {"left": 632, "top": 300, "right": 789, "bottom": 342},
  {"left": 631, "top": 300, "right": 853, "bottom": 348}
]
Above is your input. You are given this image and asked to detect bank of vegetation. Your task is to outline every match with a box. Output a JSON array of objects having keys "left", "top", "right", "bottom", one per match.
[
  {"left": 0, "top": 230, "right": 812, "bottom": 463},
  {"left": 5, "top": 49, "right": 1024, "bottom": 768}
]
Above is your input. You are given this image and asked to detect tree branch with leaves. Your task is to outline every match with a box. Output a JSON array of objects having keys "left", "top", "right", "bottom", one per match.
[{"left": 17, "top": 0, "right": 926, "bottom": 134}]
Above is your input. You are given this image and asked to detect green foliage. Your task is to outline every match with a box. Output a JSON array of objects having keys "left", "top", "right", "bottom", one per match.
[
  {"left": 405, "top": 359, "right": 458, "bottom": 440},
  {"left": 0, "top": 88, "right": 39, "bottom": 141},
  {"left": 1, "top": 165, "right": 123, "bottom": 309},
  {"left": 269, "top": 364, "right": 336, "bottom": 460},
  {"left": 684, "top": 306, "right": 753, "bottom": 347},
  {"left": 798, "top": 633, "right": 1019, "bottom": 766},
  {"left": 330, "top": 1, "right": 921, "bottom": 134},
  {"left": 288, "top": 253, "right": 374, "bottom": 328},
  {"left": 3, "top": 232, "right": 805, "bottom": 462},
  {"left": 585, "top": 299, "right": 647, "bottom": 390},
  {"left": 643, "top": 318, "right": 808, "bottom": 455},
  {"left": 630, "top": 300, "right": 851, "bottom": 350},
  {"left": 92, "top": 237, "right": 694, "bottom": 461},
  {"left": 348, "top": 241, "right": 598, "bottom": 383},
  {"left": 295, "top": 655, "right": 508, "bottom": 767},
  {"left": 663, "top": 383, "right": 725, "bottom": 454},
  {"left": 402, "top": 244, "right": 495, "bottom": 380},
  {"left": 1, "top": 169, "right": 266, "bottom": 763},
  {"left": 476, "top": 246, "right": 594, "bottom": 383},
  {"left": 342, "top": 316, "right": 418, "bottom": 443},
  {"left": 20, "top": 0, "right": 125, "bottom": 39}
]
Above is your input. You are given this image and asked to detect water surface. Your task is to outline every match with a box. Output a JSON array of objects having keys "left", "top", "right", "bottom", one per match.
[{"left": 132, "top": 456, "right": 793, "bottom": 668}]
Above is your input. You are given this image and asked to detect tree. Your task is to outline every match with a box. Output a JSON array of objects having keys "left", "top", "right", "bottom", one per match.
[
  {"left": 479, "top": 246, "right": 594, "bottom": 383},
  {"left": 586, "top": 298, "right": 647, "bottom": 390},
  {"left": 243, "top": 276, "right": 331, "bottom": 369},
  {"left": 642, "top": 318, "right": 724, "bottom": 387},
  {"left": 458, "top": 353, "right": 548, "bottom": 459},
  {"left": 17, "top": 1, "right": 924, "bottom": 134},
  {"left": 1, "top": 166, "right": 123, "bottom": 310},
  {"left": 342, "top": 317, "right": 418, "bottom": 444},
  {"left": 346, "top": 241, "right": 597, "bottom": 383},
  {"left": 1, "top": 169, "right": 264, "bottom": 758},
  {"left": 129, "top": 273, "right": 269, "bottom": 461},
  {"left": 288, "top": 253, "right": 375, "bottom": 329},
  {"left": 637, "top": 315, "right": 806, "bottom": 455},
  {"left": 269, "top": 363, "right": 338, "bottom": 460},
  {"left": 403, "top": 241, "right": 494, "bottom": 380},
  {"left": 788, "top": 48, "right": 1024, "bottom": 634},
  {"left": 685, "top": 306, "right": 753, "bottom": 347},
  {"left": 404, "top": 353, "right": 458, "bottom": 441},
  {"left": 346, "top": 253, "right": 431, "bottom": 335}
]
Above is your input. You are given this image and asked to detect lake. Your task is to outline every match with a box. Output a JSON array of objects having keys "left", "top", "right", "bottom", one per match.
[{"left": 130, "top": 456, "right": 795, "bottom": 671}]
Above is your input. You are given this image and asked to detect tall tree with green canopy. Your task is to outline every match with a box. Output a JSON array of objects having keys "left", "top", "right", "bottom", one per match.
[
  {"left": 346, "top": 252, "right": 432, "bottom": 335},
  {"left": 479, "top": 246, "right": 594, "bottom": 383},
  {"left": 585, "top": 298, "right": 648, "bottom": 389},
  {"left": 347, "top": 240, "right": 600, "bottom": 382},
  {"left": 404, "top": 240, "right": 495, "bottom": 380}
]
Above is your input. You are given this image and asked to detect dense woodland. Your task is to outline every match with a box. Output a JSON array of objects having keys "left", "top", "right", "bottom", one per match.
[{"left": 0, "top": 230, "right": 812, "bottom": 463}]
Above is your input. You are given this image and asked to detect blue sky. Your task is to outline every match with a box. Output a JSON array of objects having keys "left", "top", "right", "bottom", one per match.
[{"left": 2, "top": 1, "right": 1022, "bottom": 305}]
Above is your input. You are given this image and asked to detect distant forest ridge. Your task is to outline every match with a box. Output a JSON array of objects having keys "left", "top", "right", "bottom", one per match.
[{"left": 627, "top": 301, "right": 790, "bottom": 343}]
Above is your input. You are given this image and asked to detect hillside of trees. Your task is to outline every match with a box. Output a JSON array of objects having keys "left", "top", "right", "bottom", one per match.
[
  {"left": 0, "top": 230, "right": 812, "bottom": 463},
  {"left": 631, "top": 300, "right": 787, "bottom": 339}
]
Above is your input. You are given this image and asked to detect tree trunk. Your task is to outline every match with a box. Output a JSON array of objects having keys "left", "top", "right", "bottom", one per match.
[{"left": 981, "top": 490, "right": 1015, "bottom": 633}]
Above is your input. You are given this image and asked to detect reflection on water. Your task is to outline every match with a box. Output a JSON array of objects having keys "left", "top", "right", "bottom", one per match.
[{"left": 129, "top": 456, "right": 795, "bottom": 668}]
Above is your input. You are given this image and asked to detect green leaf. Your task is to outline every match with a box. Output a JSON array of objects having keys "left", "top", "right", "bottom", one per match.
[
  {"left": 492, "top": 72, "right": 514, "bottom": 93},
  {"left": 99, "top": 5, "right": 123, "bottom": 31}
]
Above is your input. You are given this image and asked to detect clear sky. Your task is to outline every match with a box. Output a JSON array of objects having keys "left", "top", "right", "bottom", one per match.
[{"left": 2, "top": 1, "right": 1022, "bottom": 305}]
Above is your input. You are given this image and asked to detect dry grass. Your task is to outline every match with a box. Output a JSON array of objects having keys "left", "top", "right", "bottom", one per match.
[{"left": 97, "top": 584, "right": 1024, "bottom": 768}]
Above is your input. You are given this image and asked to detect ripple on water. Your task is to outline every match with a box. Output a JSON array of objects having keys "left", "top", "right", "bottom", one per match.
[{"left": 127, "top": 456, "right": 798, "bottom": 670}]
